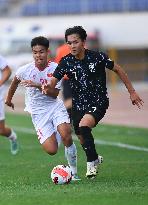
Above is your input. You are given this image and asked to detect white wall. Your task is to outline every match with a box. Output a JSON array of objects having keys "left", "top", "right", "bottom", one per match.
[{"left": 0, "top": 12, "right": 148, "bottom": 49}]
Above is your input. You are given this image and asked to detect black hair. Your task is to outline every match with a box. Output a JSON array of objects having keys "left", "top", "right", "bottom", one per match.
[
  {"left": 65, "top": 26, "right": 87, "bottom": 42},
  {"left": 31, "top": 36, "right": 49, "bottom": 49}
]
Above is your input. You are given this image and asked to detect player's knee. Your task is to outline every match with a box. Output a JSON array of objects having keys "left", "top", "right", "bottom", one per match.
[
  {"left": 0, "top": 127, "right": 6, "bottom": 135},
  {"left": 79, "top": 126, "right": 92, "bottom": 140},
  {"left": 46, "top": 149, "right": 57, "bottom": 155},
  {"left": 42, "top": 144, "right": 58, "bottom": 155}
]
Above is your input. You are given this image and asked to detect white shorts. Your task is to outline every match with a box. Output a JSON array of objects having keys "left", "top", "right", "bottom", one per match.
[
  {"left": 0, "top": 99, "right": 5, "bottom": 120},
  {"left": 31, "top": 101, "right": 70, "bottom": 144}
]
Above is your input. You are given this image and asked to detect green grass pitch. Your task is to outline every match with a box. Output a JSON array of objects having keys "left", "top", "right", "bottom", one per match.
[{"left": 0, "top": 113, "right": 148, "bottom": 205}]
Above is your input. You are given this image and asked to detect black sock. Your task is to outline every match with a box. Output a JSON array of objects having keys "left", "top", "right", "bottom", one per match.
[{"left": 79, "top": 126, "right": 98, "bottom": 162}]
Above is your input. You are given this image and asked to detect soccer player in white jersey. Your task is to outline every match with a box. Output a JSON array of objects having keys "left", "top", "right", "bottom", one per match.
[
  {"left": 5, "top": 36, "right": 80, "bottom": 180},
  {"left": 0, "top": 55, "right": 18, "bottom": 155}
]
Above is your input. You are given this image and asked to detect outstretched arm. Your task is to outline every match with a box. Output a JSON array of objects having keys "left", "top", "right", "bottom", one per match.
[
  {"left": 20, "top": 79, "right": 59, "bottom": 98},
  {"left": 20, "top": 80, "right": 42, "bottom": 90},
  {"left": 5, "top": 76, "right": 20, "bottom": 109},
  {"left": 113, "top": 63, "right": 144, "bottom": 109}
]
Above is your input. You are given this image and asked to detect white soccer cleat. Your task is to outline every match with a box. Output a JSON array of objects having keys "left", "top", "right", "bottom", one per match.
[
  {"left": 86, "top": 161, "right": 97, "bottom": 179},
  {"left": 94, "top": 155, "right": 103, "bottom": 172},
  {"left": 95, "top": 155, "right": 103, "bottom": 165}
]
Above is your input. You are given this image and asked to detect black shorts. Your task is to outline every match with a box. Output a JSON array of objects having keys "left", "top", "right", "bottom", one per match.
[{"left": 72, "top": 107, "right": 107, "bottom": 135}]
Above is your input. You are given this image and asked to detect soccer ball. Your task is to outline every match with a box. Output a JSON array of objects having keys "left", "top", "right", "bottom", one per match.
[{"left": 51, "top": 165, "right": 72, "bottom": 185}]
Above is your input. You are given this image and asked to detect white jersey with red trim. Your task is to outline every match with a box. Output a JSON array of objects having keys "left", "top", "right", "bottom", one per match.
[
  {"left": 0, "top": 55, "right": 8, "bottom": 100},
  {"left": 16, "top": 61, "right": 63, "bottom": 114}
]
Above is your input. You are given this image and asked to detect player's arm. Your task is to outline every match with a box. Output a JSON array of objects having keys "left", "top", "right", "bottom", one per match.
[
  {"left": 42, "top": 60, "right": 66, "bottom": 96},
  {"left": 21, "top": 79, "right": 59, "bottom": 98},
  {"left": 0, "top": 66, "right": 11, "bottom": 86},
  {"left": 42, "top": 83, "right": 60, "bottom": 98},
  {"left": 112, "top": 63, "right": 144, "bottom": 109},
  {"left": 42, "top": 77, "right": 59, "bottom": 96},
  {"left": 5, "top": 76, "right": 21, "bottom": 109},
  {"left": 20, "top": 80, "right": 42, "bottom": 90}
]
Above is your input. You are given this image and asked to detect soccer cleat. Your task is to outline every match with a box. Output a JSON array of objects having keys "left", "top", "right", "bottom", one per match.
[
  {"left": 72, "top": 174, "right": 81, "bottom": 181},
  {"left": 94, "top": 155, "right": 103, "bottom": 173},
  {"left": 95, "top": 155, "right": 103, "bottom": 165},
  {"left": 10, "top": 139, "right": 19, "bottom": 155},
  {"left": 86, "top": 162, "right": 97, "bottom": 179}
]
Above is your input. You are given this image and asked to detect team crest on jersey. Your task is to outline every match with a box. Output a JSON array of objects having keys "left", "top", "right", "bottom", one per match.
[
  {"left": 47, "top": 73, "right": 53, "bottom": 77},
  {"left": 89, "top": 63, "right": 95, "bottom": 72}
]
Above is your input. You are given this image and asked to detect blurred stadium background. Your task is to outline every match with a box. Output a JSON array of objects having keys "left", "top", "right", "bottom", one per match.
[
  {"left": 0, "top": 2, "right": 148, "bottom": 205},
  {"left": 0, "top": 0, "right": 148, "bottom": 127}
]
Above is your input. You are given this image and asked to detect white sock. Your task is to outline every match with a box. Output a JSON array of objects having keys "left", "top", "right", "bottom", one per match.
[
  {"left": 65, "top": 143, "right": 77, "bottom": 175},
  {"left": 8, "top": 129, "right": 17, "bottom": 141}
]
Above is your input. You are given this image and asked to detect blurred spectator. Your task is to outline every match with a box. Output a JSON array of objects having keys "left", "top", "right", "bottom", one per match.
[{"left": 54, "top": 43, "right": 70, "bottom": 64}]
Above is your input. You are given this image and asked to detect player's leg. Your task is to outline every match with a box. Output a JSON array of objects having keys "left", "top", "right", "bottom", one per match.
[
  {"left": 72, "top": 107, "right": 104, "bottom": 178},
  {"left": 79, "top": 108, "right": 106, "bottom": 177},
  {"left": 72, "top": 113, "right": 97, "bottom": 178},
  {"left": 0, "top": 118, "right": 18, "bottom": 155},
  {"left": 79, "top": 114, "right": 98, "bottom": 161},
  {"left": 32, "top": 113, "right": 59, "bottom": 155},
  {"left": 53, "top": 102, "right": 80, "bottom": 180},
  {"left": 0, "top": 119, "right": 11, "bottom": 136},
  {"left": 57, "top": 122, "right": 80, "bottom": 180}
]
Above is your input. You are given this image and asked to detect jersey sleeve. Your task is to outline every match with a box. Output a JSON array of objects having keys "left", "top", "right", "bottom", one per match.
[
  {"left": 53, "top": 58, "right": 67, "bottom": 80},
  {"left": 55, "top": 78, "right": 63, "bottom": 90},
  {"left": 15, "top": 65, "right": 26, "bottom": 80},
  {"left": 100, "top": 52, "right": 114, "bottom": 70}
]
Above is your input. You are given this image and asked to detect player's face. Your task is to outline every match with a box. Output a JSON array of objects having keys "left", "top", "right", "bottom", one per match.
[
  {"left": 32, "top": 45, "right": 48, "bottom": 68},
  {"left": 67, "top": 34, "right": 85, "bottom": 59}
]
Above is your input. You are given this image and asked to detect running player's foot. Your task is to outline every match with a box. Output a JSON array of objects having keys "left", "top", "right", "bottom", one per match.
[
  {"left": 10, "top": 138, "right": 19, "bottom": 155},
  {"left": 86, "top": 162, "right": 97, "bottom": 179},
  {"left": 94, "top": 155, "right": 103, "bottom": 173},
  {"left": 72, "top": 174, "right": 81, "bottom": 181}
]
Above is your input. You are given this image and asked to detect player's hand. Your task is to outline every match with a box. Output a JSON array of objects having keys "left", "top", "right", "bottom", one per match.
[
  {"left": 130, "top": 91, "right": 144, "bottom": 109},
  {"left": 41, "top": 83, "right": 49, "bottom": 94},
  {"left": 21, "top": 80, "right": 36, "bottom": 87},
  {"left": 5, "top": 100, "right": 14, "bottom": 110}
]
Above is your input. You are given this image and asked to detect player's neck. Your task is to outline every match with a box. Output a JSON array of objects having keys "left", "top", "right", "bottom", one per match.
[
  {"left": 35, "top": 62, "right": 48, "bottom": 71},
  {"left": 75, "top": 48, "right": 85, "bottom": 60}
]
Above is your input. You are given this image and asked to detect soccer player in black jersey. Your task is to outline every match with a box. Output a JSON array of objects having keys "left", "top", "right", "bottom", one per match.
[{"left": 42, "top": 26, "right": 144, "bottom": 178}]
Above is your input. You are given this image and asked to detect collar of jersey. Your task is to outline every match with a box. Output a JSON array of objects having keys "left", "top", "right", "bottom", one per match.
[{"left": 35, "top": 60, "right": 51, "bottom": 71}]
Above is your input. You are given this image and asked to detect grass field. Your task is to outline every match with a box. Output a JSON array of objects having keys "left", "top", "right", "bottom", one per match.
[{"left": 0, "top": 113, "right": 148, "bottom": 205}]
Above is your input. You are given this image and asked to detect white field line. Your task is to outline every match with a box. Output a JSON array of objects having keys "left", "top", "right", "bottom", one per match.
[{"left": 13, "top": 126, "right": 148, "bottom": 152}]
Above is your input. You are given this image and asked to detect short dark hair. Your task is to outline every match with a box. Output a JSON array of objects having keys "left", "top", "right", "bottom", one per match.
[
  {"left": 31, "top": 36, "right": 49, "bottom": 49},
  {"left": 65, "top": 26, "right": 87, "bottom": 42}
]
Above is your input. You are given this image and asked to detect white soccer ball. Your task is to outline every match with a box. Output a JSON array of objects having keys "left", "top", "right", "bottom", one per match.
[{"left": 51, "top": 165, "right": 72, "bottom": 185}]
